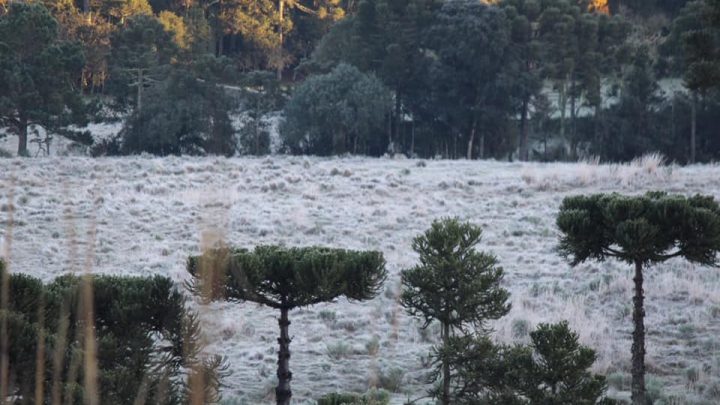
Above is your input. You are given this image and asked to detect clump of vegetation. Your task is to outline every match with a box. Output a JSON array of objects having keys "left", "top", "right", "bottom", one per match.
[
  {"left": 437, "top": 321, "right": 613, "bottom": 403},
  {"left": 376, "top": 367, "right": 405, "bottom": 393},
  {"left": 326, "top": 341, "right": 352, "bottom": 360},
  {"left": 317, "top": 388, "right": 390, "bottom": 405},
  {"left": 281, "top": 63, "right": 391, "bottom": 156},
  {"left": 121, "top": 68, "right": 236, "bottom": 156},
  {"left": 0, "top": 260, "right": 226, "bottom": 404}
]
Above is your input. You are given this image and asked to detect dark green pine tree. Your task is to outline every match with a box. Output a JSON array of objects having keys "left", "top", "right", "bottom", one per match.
[
  {"left": 0, "top": 2, "right": 87, "bottom": 156},
  {"left": 187, "top": 246, "right": 387, "bottom": 405},
  {"left": 511, "top": 321, "right": 613, "bottom": 404},
  {"left": 557, "top": 192, "right": 720, "bottom": 405},
  {"left": 400, "top": 218, "right": 510, "bottom": 405}
]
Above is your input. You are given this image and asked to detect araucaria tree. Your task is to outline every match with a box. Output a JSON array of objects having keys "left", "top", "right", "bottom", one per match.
[
  {"left": 187, "top": 246, "right": 387, "bottom": 405},
  {"left": 401, "top": 218, "right": 510, "bottom": 405},
  {"left": 557, "top": 192, "right": 720, "bottom": 405}
]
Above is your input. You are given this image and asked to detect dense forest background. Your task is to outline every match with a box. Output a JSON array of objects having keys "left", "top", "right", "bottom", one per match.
[{"left": 1, "top": 0, "right": 720, "bottom": 162}]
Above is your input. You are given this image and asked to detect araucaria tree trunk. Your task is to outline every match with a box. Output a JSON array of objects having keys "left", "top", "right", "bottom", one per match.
[
  {"left": 276, "top": 306, "right": 292, "bottom": 405},
  {"left": 441, "top": 321, "right": 450, "bottom": 405},
  {"left": 631, "top": 260, "right": 646, "bottom": 405}
]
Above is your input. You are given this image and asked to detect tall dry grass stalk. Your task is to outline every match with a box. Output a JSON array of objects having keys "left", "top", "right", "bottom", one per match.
[
  {"left": 1, "top": 175, "right": 15, "bottom": 405},
  {"left": 81, "top": 202, "right": 99, "bottom": 405},
  {"left": 34, "top": 292, "right": 46, "bottom": 404}
]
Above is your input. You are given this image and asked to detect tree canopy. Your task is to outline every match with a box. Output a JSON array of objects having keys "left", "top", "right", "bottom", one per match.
[
  {"left": 281, "top": 63, "right": 391, "bottom": 156},
  {"left": 557, "top": 192, "right": 720, "bottom": 266},
  {"left": 0, "top": 2, "right": 87, "bottom": 156}
]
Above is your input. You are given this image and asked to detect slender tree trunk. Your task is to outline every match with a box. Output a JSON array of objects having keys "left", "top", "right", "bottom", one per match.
[
  {"left": 690, "top": 92, "right": 697, "bottom": 164},
  {"left": 467, "top": 118, "right": 477, "bottom": 160},
  {"left": 631, "top": 260, "right": 646, "bottom": 405},
  {"left": 277, "top": 0, "right": 284, "bottom": 81},
  {"left": 441, "top": 321, "right": 450, "bottom": 405},
  {"left": 570, "top": 75, "right": 577, "bottom": 158},
  {"left": 479, "top": 132, "right": 485, "bottom": 160},
  {"left": 136, "top": 69, "right": 143, "bottom": 113},
  {"left": 394, "top": 92, "right": 401, "bottom": 144},
  {"left": 594, "top": 101, "right": 601, "bottom": 148},
  {"left": 519, "top": 97, "right": 529, "bottom": 161},
  {"left": 255, "top": 119, "right": 260, "bottom": 155},
  {"left": 217, "top": 34, "right": 224, "bottom": 56},
  {"left": 17, "top": 116, "right": 28, "bottom": 156},
  {"left": 276, "top": 307, "right": 292, "bottom": 405},
  {"left": 558, "top": 81, "right": 567, "bottom": 157},
  {"left": 410, "top": 120, "right": 415, "bottom": 157},
  {"left": 387, "top": 113, "right": 393, "bottom": 153},
  {"left": 453, "top": 133, "right": 457, "bottom": 159}
]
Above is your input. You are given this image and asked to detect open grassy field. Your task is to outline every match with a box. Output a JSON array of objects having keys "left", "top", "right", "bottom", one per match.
[{"left": 1, "top": 155, "right": 719, "bottom": 404}]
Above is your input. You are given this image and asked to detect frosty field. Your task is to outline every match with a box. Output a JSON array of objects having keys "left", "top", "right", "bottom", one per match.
[{"left": 1, "top": 155, "right": 720, "bottom": 403}]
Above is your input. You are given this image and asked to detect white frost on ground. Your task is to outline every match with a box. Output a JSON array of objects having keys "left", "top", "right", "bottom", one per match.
[{"left": 1, "top": 155, "right": 720, "bottom": 404}]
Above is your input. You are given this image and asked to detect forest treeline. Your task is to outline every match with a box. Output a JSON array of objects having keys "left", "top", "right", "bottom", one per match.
[{"left": 1, "top": 0, "right": 720, "bottom": 162}]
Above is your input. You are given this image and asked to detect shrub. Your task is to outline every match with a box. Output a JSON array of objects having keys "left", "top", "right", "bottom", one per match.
[
  {"left": 606, "top": 371, "right": 631, "bottom": 390},
  {"left": 376, "top": 367, "right": 405, "bottom": 393},
  {"left": 365, "top": 336, "right": 380, "bottom": 356},
  {"left": 0, "top": 264, "right": 226, "bottom": 404},
  {"left": 326, "top": 341, "right": 352, "bottom": 360},
  {"left": 317, "top": 389, "right": 390, "bottom": 405}
]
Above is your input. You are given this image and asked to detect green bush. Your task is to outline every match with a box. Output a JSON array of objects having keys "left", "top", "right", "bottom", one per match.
[
  {"left": 0, "top": 263, "right": 226, "bottom": 404},
  {"left": 326, "top": 341, "right": 352, "bottom": 360},
  {"left": 317, "top": 389, "right": 390, "bottom": 405},
  {"left": 281, "top": 63, "right": 391, "bottom": 156}
]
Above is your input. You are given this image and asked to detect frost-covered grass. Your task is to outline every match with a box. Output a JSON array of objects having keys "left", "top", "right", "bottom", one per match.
[{"left": 2, "top": 155, "right": 720, "bottom": 403}]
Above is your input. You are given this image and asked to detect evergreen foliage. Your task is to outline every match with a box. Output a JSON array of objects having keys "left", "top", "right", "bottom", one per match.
[
  {"left": 121, "top": 68, "right": 236, "bottom": 156},
  {"left": 107, "top": 14, "right": 177, "bottom": 111},
  {"left": 281, "top": 63, "right": 391, "bottom": 156},
  {"left": 0, "top": 2, "right": 89, "bottom": 156},
  {"left": 440, "top": 322, "right": 615, "bottom": 404},
  {"left": 238, "top": 71, "right": 285, "bottom": 155},
  {"left": 187, "top": 245, "right": 387, "bottom": 405},
  {"left": 425, "top": 0, "right": 513, "bottom": 160},
  {"left": 316, "top": 389, "right": 390, "bottom": 405},
  {"left": 557, "top": 192, "right": 720, "bottom": 405},
  {"left": 0, "top": 263, "right": 227, "bottom": 404},
  {"left": 400, "top": 218, "right": 510, "bottom": 405}
]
